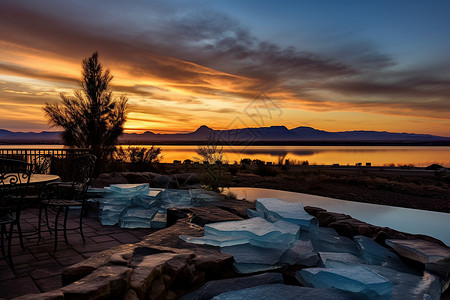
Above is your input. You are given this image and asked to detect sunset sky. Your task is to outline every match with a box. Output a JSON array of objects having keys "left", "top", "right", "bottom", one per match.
[{"left": 1, "top": 0, "right": 449, "bottom": 136}]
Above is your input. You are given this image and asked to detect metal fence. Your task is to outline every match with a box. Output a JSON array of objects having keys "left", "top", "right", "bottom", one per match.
[{"left": 0, "top": 148, "right": 91, "bottom": 174}]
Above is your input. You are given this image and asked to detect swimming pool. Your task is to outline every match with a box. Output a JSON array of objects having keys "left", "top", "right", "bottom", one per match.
[{"left": 226, "top": 187, "right": 450, "bottom": 246}]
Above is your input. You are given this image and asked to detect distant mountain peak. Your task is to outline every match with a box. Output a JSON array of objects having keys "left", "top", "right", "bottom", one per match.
[
  {"left": 194, "top": 125, "right": 213, "bottom": 132},
  {"left": 1, "top": 126, "right": 448, "bottom": 144}
]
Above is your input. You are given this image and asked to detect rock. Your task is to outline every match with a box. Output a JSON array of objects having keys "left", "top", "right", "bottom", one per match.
[
  {"left": 142, "top": 219, "right": 204, "bottom": 249},
  {"left": 166, "top": 208, "right": 191, "bottom": 227},
  {"left": 62, "top": 243, "right": 137, "bottom": 286},
  {"left": 180, "top": 234, "right": 250, "bottom": 248},
  {"left": 203, "top": 217, "right": 300, "bottom": 249},
  {"left": 255, "top": 198, "right": 318, "bottom": 228},
  {"left": 301, "top": 227, "right": 360, "bottom": 256},
  {"left": 13, "top": 291, "right": 64, "bottom": 300},
  {"left": 217, "top": 198, "right": 256, "bottom": 219},
  {"left": 148, "top": 276, "right": 166, "bottom": 299},
  {"left": 328, "top": 219, "right": 367, "bottom": 238},
  {"left": 190, "top": 251, "right": 234, "bottom": 274},
  {"left": 166, "top": 199, "right": 254, "bottom": 223},
  {"left": 60, "top": 265, "right": 131, "bottom": 300},
  {"left": 211, "top": 284, "right": 358, "bottom": 300},
  {"left": 303, "top": 206, "right": 327, "bottom": 216},
  {"left": 221, "top": 243, "right": 286, "bottom": 265},
  {"left": 305, "top": 206, "right": 447, "bottom": 247},
  {"left": 91, "top": 172, "right": 129, "bottom": 188},
  {"left": 386, "top": 239, "right": 450, "bottom": 280},
  {"left": 297, "top": 265, "right": 393, "bottom": 299},
  {"left": 168, "top": 206, "right": 245, "bottom": 228},
  {"left": 189, "top": 207, "right": 245, "bottom": 227},
  {"left": 109, "top": 252, "right": 133, "bottom": 266},
  {"left": 318, "top": 252, "right": 364, "bottom": 268},
  {"left": 247, "top": 209, "right": 264, "bottom": 218},
  {"left": 280, "top": 240, "right": 318, "bottom": 266},
  {"left": 122, "top": 289, "right": 139, "bottom": 300},
  {"left": 366, "top": 265, "right": 441, "bottom": 300},
  {"left": 129, "top": 247, "right": 194, "bottom": 299},
  {"left": 151, "top": 175, "right": 177, "bottom": 188},
  {"left": 180, "top": 273, "right": 284, "bottom": 300},
  {"left": 121, "top": 172, "right": 150, "bottom": 184},
  {"left": 172, "top": 173, "right": 200, "bottom": 186},
  {"left": 353, "top": 235, "right": 414, "bottom": 273}
]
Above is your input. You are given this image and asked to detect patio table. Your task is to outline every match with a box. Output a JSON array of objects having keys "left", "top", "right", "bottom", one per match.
[
  {"left": 1, "top": 173, "right": 60, "bottom": 186},
  {"left": 28, "top": 174, "right": 61, "bottom": 185},
  {"left": 1, "top": 173, "right": 61, "bottom": 239}
]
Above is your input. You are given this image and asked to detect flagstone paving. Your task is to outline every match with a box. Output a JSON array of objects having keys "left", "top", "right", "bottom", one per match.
[{"left": 0, "top": 207, "right": 157, "bottom": 299}]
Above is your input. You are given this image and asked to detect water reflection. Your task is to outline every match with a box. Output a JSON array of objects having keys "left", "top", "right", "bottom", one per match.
[
  {"left": 158, "top": 145, "right": 450, "bottom": 166},
  {"left": 2, "top": 145, "right": 449, "bottom": 166}
]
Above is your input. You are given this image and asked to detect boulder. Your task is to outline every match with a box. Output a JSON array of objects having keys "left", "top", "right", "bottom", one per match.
[
  {"left": 13, "top": 291, "right": 64, "bottom": 300},
  {"left": 172, "top": 173, "right": 200, "bottom": 186},
  {"left": 60, "top": 265, "right": 132, "bottom": 300},
  {"left": 151, "top": 175, "right": 177, "bottom": 188},
  {"left": 121, "top": 172, "right": 150, "bottom": 184},
  {"left": 62, "top": 243, "right": 137, "bottom": 286},
  {"left": 386, "top": 239, "right": 450, "bottom": 280},
  {"left": 180, "top": 273, "right": 284, "bottom": 300},
  {"left": 91, "top": 172, "right": 129, "bottom": 188},
  {"left": 129, "top": 247, "right": 194, "bottom": 299},
  {"left": 167, "top": 207, "right": 244, "bottom": 227},
  {"left": 211, "top": 284, "right": 358, "bottom": 300}
]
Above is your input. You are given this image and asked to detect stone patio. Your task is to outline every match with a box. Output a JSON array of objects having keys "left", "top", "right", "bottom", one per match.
[{"left": 0, "top": 207, "right": 158, "bottom": 299}]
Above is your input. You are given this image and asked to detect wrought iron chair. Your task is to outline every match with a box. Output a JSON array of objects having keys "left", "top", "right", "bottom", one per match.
[
  {"left": 0, "top": 158, "right": 32, "bottom": 264},
  {"left": 32, "top": 154, "right": 52, "bottom": 174},
  {"left": 38, "top": 154, "right": 96, "bottom": 251}
]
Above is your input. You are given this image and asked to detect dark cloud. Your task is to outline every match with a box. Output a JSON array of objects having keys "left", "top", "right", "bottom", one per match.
[
  {"left": 0, "top": 62, "right": 77, "bottom": 85},
  {"left": 0, "top": 0, "right": 449, "bottom": 123}
]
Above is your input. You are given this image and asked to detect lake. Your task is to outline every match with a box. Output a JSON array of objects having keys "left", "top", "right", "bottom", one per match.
[{"left": 1, "top": 145, "right": 449, "bottom": 167}]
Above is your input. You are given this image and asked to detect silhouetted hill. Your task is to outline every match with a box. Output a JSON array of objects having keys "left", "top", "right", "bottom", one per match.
[
  {"left": 1, "top": 126, "right": 449, "bottom": 145},
  {"left": 0, "top": 129, "right": 60, "bottom": 144}
]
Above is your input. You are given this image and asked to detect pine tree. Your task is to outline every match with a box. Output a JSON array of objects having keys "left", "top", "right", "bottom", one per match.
[{"left": 44, "top": 52, "right": 127, "bottom": 173}]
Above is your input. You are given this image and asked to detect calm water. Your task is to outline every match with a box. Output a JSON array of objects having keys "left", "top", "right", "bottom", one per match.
[
  {"left": 1, "top": 145, "right": 449, "bottom": 167},
  {"left": 227, "top": 187, "right": 450, "bottom": 246}
]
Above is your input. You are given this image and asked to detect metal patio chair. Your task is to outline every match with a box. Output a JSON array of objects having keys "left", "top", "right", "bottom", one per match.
[
  {"left": 38, "top": 154, "right": 96, "bottom": 251},
  {"left": 0, "top": 158, "right": 32, "bottom": 265}
]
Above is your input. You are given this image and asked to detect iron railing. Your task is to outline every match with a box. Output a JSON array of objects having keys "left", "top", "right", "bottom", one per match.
[{"left": 0, "top": 148, "right": 91, "bottom": 174}]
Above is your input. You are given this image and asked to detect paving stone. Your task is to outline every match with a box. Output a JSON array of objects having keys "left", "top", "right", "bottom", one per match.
[
  {"left": 33, "top": 252, "right": 53, "bottom": 261},
  {"left": 110, "top": 232, "right": 141, "bottom": 244},
  {"left": 0, "top": 264, "right": 15, "bottom": 280},
  {"left": 9, "top": 253, "right": 36, "bottom": 265},
  {"left": 0, "top": 276, "right": 40, "bottom": 299},
  {"left": 56, "top": 254, "right": 86, "bottom": 267},
  {"left": 34, "top": 274, "right": 63, "bottom": 292},
  {"left": 29, "top": 262, "right": 64, "bottom": 280},
  {"left": 29, "top": 257, "right": 58, "bottom": 267},
  {"left": 89, "top": 235, "right": 116, "bottom": 243},
  {"left": 71, "top": 240, "right": 122, "bottom": 253},
  {"left": 52, "top": 249, "right": 81, "bottom": 259}
]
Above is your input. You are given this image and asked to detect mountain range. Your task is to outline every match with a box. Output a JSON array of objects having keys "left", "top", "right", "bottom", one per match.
[{"left": 1, "top": 126, "right": 449, "bottom": 145}]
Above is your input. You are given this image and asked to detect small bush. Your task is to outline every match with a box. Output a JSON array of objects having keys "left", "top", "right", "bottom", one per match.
[
  {"left": 228, "top": 165, "right": 239, "bottom": 176},
  {"left": 254, "top": 165, "right": 279, "bottom": 177}
]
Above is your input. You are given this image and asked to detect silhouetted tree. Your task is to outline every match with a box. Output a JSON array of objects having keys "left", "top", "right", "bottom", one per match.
[{"left": 44, "top": 52, "right": 127, "bottom": 174}]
